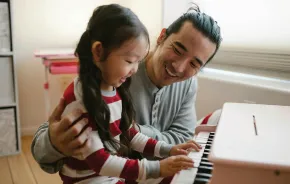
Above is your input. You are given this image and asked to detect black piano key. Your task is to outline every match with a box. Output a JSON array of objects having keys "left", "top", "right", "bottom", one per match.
[
  {"left": 193, "top": 178, "right": 210, "bottom": 184},
  {"left": 192, "top": 132, "right": 215, "bottom": 184},
  {"left": 201, "top": 157, "right": 209, "bottom": 162},
  {"left": 204, "top": 148, "right": 210, "bottom": 152},
  {"left": 205, "top": 145, "right": 211, "bottom": 150},
  {"left": 200, "top": 161, "right": 213, "bottom": 167},
  {"left": 206, "top": 140, "right": 212, "bottom": 145},
  {"left": 202, "top": 152, "right": 209, "bottom": 158},
  {"left": 196, "top": 173, "right": 212, "bottom": 179},
  {"left": 197, "top": 166, "right": 213, "bottom": 174}
]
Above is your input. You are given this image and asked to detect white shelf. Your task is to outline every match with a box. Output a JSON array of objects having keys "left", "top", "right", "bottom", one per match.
[
  {"left": 0, "top": 103, "right": 16, "bottom": 108},
  {"left": 0, "top": 51, "right": 13, "bottom": 56},
  {"left": 0, "top": 0, "right": 20, "bottom": 156}
]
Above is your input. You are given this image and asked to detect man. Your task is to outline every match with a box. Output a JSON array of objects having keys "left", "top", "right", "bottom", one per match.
[{"left": 32, "top": 5, "right": 222, "bottom": 173}]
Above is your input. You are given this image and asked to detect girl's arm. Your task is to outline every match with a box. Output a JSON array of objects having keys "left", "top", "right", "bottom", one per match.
[
  {"left": 79, "top": 131, "right": 160, "bottom": 181},
  {"left": 127, "top": 126, "right": 173, "bottom": 158}
]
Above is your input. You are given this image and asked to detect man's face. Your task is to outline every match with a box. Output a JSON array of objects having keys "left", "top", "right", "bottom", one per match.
[{"left": 151, "top": 21, "right": 217, "bottom": 87}]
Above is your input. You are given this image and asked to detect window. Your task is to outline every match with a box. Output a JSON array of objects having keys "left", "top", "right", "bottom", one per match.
[{"left": 163, "top": 0, "right": 290, "bottom": 75}]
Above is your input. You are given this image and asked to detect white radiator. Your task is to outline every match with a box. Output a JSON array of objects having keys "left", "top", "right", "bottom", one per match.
[{"left": 196, "top": 68, "right": 290, "bottom": 119}]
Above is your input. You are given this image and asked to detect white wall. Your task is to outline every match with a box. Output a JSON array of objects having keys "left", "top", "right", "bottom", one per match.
[
  {"left": 194, "top": 0, "right": 290, "bottom": 51},
  {"left": 164, "top": 0, "right": 290, "bottom": 52},
  {"left": 12, "top": 0, "right": 162, "bottom": 135}
]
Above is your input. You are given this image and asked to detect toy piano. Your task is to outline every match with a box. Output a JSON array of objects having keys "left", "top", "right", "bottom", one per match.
[{"left": 171, "top": 103, "right": 290, "bottom": 184}]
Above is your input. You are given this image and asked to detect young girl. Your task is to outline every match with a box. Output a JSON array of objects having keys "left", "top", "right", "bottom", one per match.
[{"left": 60, "top": 4, "right": 198, "bottom": 184}]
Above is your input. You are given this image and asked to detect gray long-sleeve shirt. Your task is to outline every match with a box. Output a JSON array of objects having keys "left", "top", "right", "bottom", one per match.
[
  {"left": 31, "top": 61, "right": 197, "bottom": 173},
  {"left": 130, "top": 61, "right": 197, "bottom": 144}
]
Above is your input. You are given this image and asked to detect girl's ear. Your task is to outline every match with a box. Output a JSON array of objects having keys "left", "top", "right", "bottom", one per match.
[
  {"left": 92, "top": 41, "right": 103, "bottom": 65},
  {"left": 157, "top": 28, "right": 167, "bottom": 45}
]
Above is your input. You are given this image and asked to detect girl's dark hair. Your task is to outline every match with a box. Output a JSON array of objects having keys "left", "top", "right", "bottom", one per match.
[{"left": 75, "top": 4, "right": 150, "bottom": 155}]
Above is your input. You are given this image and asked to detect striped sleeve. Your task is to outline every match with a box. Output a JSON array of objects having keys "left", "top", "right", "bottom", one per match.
[
  {"left": 84, "top": 131, "right": 160, "bottom": 180},
  {"left": 128, "top": 127, "right": 173, "bottom": 158},
  {"left": 197, "top": 109, "right": 222, "bottom": 126}
]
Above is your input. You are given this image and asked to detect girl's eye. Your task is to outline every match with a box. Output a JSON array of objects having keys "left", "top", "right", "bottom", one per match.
[{"left": 125, "top": 60, "right": 133, "bottom": 64}]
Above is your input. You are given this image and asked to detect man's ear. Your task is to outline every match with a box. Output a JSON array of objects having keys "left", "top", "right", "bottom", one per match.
[
  {"left": 91, "top": 41, "right": 103, "bottom": 64},
  {"left": 157, "top": 28, "right": 167, "bottom": 45}
]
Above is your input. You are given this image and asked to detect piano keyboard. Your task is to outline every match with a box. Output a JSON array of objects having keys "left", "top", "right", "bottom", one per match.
[{"left": 171, "top": 132, "right": 215, "bottom": 184}]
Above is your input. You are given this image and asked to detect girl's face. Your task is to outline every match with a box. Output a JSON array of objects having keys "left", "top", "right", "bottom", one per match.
[{"left": 93, "top": 36, "right": 149, "bottom": 91}]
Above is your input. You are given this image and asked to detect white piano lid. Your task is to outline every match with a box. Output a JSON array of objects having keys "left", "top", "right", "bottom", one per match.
[{"left": 209, "top": 103, "right": 290, "bottom": 171}]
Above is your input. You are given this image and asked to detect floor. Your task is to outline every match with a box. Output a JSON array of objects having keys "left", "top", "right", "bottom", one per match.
[{"left": 0, "top": 136, "right": 62, "bottom": 184}]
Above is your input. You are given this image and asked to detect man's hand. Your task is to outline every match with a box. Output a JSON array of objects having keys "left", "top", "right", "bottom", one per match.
[{"left": 48, "top": 98, "right": 92, "bottom": 156}]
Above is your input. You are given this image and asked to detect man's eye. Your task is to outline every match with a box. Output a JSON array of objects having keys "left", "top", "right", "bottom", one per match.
[
  {"left": 172, "top": 45, "right": 182, "bottom": 56},
  {"left": 190, "top": 62, "right": 200, "bottom": 69}
]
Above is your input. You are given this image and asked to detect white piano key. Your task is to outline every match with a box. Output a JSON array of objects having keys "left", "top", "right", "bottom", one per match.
[
  {"left": 196, "top": 132, "right": 210, "bottom": 139},
  {"left": 171, "top": 131, "right": 215, "bottom": 184},
  {"left": 171, "top": 168, "right": 198, "bottom": 184},
  {"left": 194, "top": 160, "right": 201, "bottom": 168},
  {"left": 189, "top": 144, "right": 206, "bottom": 164},
  {"left": 194, "top": 132, "right": 210, "bottom": 144},
  {"left": 189, "top": 144, "right": 206, "bottom": 156},
  {"left": 195, "top": 138, "right": 209, "bottom": 144}
]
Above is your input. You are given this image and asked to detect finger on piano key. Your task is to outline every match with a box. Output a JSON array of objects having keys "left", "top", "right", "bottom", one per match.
[
  {"left": 188, "top": 144, "right": 208, "bottom": 168},
  {"left": 188, "top": 144, "right": 205, "bottom": 158}
]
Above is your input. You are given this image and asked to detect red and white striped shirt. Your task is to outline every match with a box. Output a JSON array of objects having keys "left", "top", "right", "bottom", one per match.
[{"left": 59, "top": 78, "right": 172, "bottom": 184}]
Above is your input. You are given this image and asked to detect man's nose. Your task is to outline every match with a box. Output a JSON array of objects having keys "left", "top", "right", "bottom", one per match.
[{"left": 172, "top": 59, "right": 187, "bottom": 73}]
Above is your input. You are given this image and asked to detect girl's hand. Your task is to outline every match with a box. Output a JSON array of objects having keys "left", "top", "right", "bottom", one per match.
[
  {"left": 160, "top": 155, "right": 194, "bottom": 177},
  {"left": 169, "top": 140, "right": 202, "bottom": 156}
]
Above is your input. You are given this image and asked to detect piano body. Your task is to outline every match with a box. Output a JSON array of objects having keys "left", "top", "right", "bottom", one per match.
[{"left": 171, "top": 103, "right": 290, "bottom": 184}]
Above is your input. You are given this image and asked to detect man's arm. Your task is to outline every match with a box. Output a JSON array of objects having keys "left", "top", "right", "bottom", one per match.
[
  {"left": 138, "top": 78, "right": 197, "bottom": 145},
  {"left": 31, "top": 98, "right": 91, "bottom": 173},
  {"left": 31, "top": 122, "right": 65, "bottom": 173}
]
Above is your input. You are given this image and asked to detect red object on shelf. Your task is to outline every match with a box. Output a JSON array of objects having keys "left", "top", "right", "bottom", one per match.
[{"left": 49, "top": 61, "right": 78, "bottom": 74}]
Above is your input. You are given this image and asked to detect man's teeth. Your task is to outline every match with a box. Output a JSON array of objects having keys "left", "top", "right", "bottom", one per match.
[{"left": 165, "top": 66, "right": 178, "bottom": 77}]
